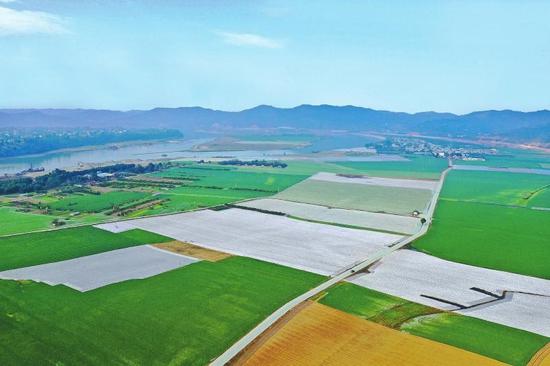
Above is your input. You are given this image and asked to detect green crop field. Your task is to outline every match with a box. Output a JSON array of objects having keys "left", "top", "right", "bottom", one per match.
[
  {"left": 132, "top": 186, "right": 271, "bottom": 216},
  {"left": 154, "top": 164, "right": 307, "bottom": 192},
  {"left": 49, "top": 191, "right": 150, "bottom": 213},
  {"left": 442, "top": 170, "right": 550, "bottom": 207},
  {"left": 320, "top": 283, "right": 548, "bottom": 366},
  {"left": 235, "top": 160, "right": 360, "bottom": 176},
  {"left": 412, "top": 200, "right": 550, "bottom": 279},
  {"left": 334, "top": 155, "right": 448, "bottom": 179},
  {"left": 0, "top": 257, "right": 324, "bottom": 366},
  {"left": 0, "top": 226, "right": 172, "bottom": 271},
  {"left": 402, "top": 313, "right": 548, "bottom": 366},
  {"left": 276, "top": 179, "right": 433, "bottom": 215},
  {"left": 458, "top": 149, "right": 550, "bottom": 169},
  {"left": 0, "top": 207, "right": 57, "bottom": 236}
]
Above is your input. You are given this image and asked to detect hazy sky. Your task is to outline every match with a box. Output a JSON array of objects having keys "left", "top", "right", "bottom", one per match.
[{"left": 1, "top": 0, "right": 549, "bottom": 113}]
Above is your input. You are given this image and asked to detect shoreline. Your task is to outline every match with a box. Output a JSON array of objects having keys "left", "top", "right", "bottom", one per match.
[{"left": 0, "top": 138, "right": 189, "bottom": 161}]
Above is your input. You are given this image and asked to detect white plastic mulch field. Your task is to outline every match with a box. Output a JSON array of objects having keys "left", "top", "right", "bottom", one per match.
[
  {"left": 95, "top": 221, "right": 136, "bottom": 233},
  {"left": 116, "top": 208, "right": 403, "bottom": 275},
  {"left": 310, "top": 172, "right": 438, "bottom": 190},
  {"left": 350, "top": 249, "right": 550, "bottom": 336},
  {"left": 238, "top": 198, "right": 421, "bottom": 235},
  {"left": 0, "top": 245, "right": 197, "bottom": 292}
]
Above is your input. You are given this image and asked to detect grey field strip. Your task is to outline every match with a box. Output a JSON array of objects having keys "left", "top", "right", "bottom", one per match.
[
  {"left": 275, "top": 178, "right": 434, "bottom": 215},
  {"left": 350, "top": 249, "right": 550, "bottom": 336},
  {"left": 238, "top": 198, "right": 421, "bottom": 235},
  {"left": 309, "top": 172, "right": 438, "bottom": 190},
  {"left": 127, "top": 208, "right": 403, "bottom": 276},
  {"left": 0, "top": 245, "right": 197, "bottom": 292},
  {"left": 94, "top": 221, "right": 137, "bottom": 233},
  {"left": 453, "top": 164, "right": 550, "bottom": 176}
]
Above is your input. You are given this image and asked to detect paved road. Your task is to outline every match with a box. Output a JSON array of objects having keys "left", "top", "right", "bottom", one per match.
[{"left": 210, "top": 166, "right": 452, "bottom": 365}]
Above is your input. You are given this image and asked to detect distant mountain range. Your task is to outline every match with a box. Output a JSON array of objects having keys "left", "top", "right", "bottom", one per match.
[{"left": 1, "top": 105, "right": 549, "bottom": 144}]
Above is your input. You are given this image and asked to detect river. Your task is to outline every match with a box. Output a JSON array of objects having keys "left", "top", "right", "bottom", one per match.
[{"left": 0, "top": 139, "right": 293, "bottom": 175}]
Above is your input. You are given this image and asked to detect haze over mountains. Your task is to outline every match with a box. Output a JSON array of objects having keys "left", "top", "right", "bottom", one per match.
[{"left": 0, "top": 105, "right": 548, "bottom": 143}]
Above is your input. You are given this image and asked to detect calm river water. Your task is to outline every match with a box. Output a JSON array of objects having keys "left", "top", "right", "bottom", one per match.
[{"left": 0, "top": 139, "right": 293, "bottom": 175}]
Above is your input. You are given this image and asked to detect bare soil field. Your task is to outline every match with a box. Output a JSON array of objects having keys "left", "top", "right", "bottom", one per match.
[
  {"left": 238, "top": 198, "right": 421, "bottom": 235},
  {"left": 154, "top": 241, "right": 231, "bottom": 261},
  {"left": 236, "top": 301, "right": 506, "bottom": 366},
  {"left": 0, "top": 245, "right": 197, "bottom": 291},
  {"left": 126, "top": 208, "right": 403, "bottom": 275},
  {"left": 351, "top": 249, "right": 550, "bottom": 336}
]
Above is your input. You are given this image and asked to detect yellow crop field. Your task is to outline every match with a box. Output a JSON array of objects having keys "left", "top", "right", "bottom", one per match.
[
  {"left": 529, "top": 343, "right": 550, "bottom": 366},
  {"left": 154, "top": 241, "right": 231, "bottom": 261},
  {"left": 239, "top": 302, "right": 508, "bottom": 366}
]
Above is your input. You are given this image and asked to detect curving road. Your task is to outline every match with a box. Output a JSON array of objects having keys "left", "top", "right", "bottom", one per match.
[{"left": 210, "top": 165, "right": 452, "bottom": 365}]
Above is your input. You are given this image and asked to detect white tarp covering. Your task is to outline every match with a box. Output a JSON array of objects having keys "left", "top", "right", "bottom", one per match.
[{"left": 0, "top": 245, "right": 197, "bottom": 292}]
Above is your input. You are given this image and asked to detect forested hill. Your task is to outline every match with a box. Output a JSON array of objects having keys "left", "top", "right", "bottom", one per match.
[{"left": 0, "top": 105, "right": 548, "bottom": 143}]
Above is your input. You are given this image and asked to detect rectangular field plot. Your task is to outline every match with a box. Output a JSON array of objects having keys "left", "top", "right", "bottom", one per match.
[
  {"left": 125, "top": 208, "right": 403, "bottom": 275},
  {"left": 0, "top": 226, "right": 172, "bottom": 272},
  {"left": 238, "top": 198, "right": 421, "bottom": 235},
  {"left": 0, "top": 257, "right": 324, "bottom": 366},
  {"left": 333, "top": 155, "right": 448, "bottom": 180},
  {"left": 412, "top": 200, "right": 550, "bottom": 279},
  {"left": 441, "top": 170, "right": 550, "bottom": 207},
  {"left": 350, "top": 249, "right": 550, "bottom": 336},
  {"left": 275, "top": 178, "right": 433, "bottom": 215},
  {"left": 310, "top": 172, "right": 438, "bottom": 190},
  {"left": 238, "top": 302, "right": 506, "bottom": 366},
  {"left": 48, "top": 191, "right": 149, "bottom": 213},
  {"left": 0, "top": 245, "right": 197, "bottom": 291}
]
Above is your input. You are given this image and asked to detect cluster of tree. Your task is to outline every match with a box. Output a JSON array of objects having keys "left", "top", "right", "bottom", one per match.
[
  {"left": 0, "top": 163, "right": 168, "bottom": 195},
  {"left": 216, "top": 159, "right": 288, "bottom": 168},
  {"left": 0, "top": 128, "right": 182, "bottom": 158}
]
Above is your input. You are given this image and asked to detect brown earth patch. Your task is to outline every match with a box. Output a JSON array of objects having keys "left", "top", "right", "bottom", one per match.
[
  {"left": 235, "top": 302, "right": 508, "bottom": 366},
  {"left": 154, "top": 241, "right": 232, "bottom": 262}
]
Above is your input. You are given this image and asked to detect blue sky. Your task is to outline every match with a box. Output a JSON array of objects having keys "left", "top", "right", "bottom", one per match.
[{"left": 0, "top": 0, "right": 549, "bottom": 113}]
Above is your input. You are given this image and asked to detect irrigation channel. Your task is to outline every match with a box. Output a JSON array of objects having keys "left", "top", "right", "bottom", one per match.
[{"left": 210, "top": 164, "right": 453, "bottom": 365}]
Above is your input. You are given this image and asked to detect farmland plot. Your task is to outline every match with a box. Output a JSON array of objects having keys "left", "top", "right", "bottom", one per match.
[
  {"left": 238, "top": 198, "right": 421, "bottom": 235},
  {"left": 0, "top": 206, "right": 56, "bottom": 236},
  {"left": 0, "top": 257, "right": 324, "bottom": 366},
  {"left": 413, "top": 200, "right": 550, "bottom": 279},
  {"left": 95, "top": 221, "right": 137, "bottom": 233},
  {"left": 49, "top": 191, "right": 149, "bottom": 213},
  {"left": 124, "top": 208, "right": 403, "bottom": 275},
  {"left": 333, "top": 155, "right": 448, "bottom": 180},
  {"left": 0, "top": 245, "right": 197, "bottom": 291},
  {"left": 320, "top": 283, "right": 549, "bottom": 366},
  {"left": 238, "top": 301, "right": 506, "bottom": 366},
  {"left": 0, "top": 226, "right": 172, "bottom": 272},
  {"left": 350, "top": 249, "right": 550, "bottom": 336},
  {"left": 441, "top": 170, "right": 550, "bottom": 207},
  {"left": 275, "top": 179, "right": 433, "bottom": 215},
  {"left": 310, "top": 172, "right": 438, "bottom": 190}
]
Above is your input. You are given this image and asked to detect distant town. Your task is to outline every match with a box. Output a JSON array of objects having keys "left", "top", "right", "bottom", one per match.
[{"left": 370, "top": 137, "right": 497, "bottom": 161}]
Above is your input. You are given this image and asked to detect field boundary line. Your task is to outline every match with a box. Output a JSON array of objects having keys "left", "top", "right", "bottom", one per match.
[{"left": 528, "top": 342, "right": 550, "bottom": 366}]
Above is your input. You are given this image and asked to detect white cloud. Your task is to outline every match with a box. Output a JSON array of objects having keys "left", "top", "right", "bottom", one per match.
[
  {"left": 0, "top": 5, "right": 67, "bottom": 36},
  {"left": 217, "top": 31, "right": 283, "bottom": 49}
]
